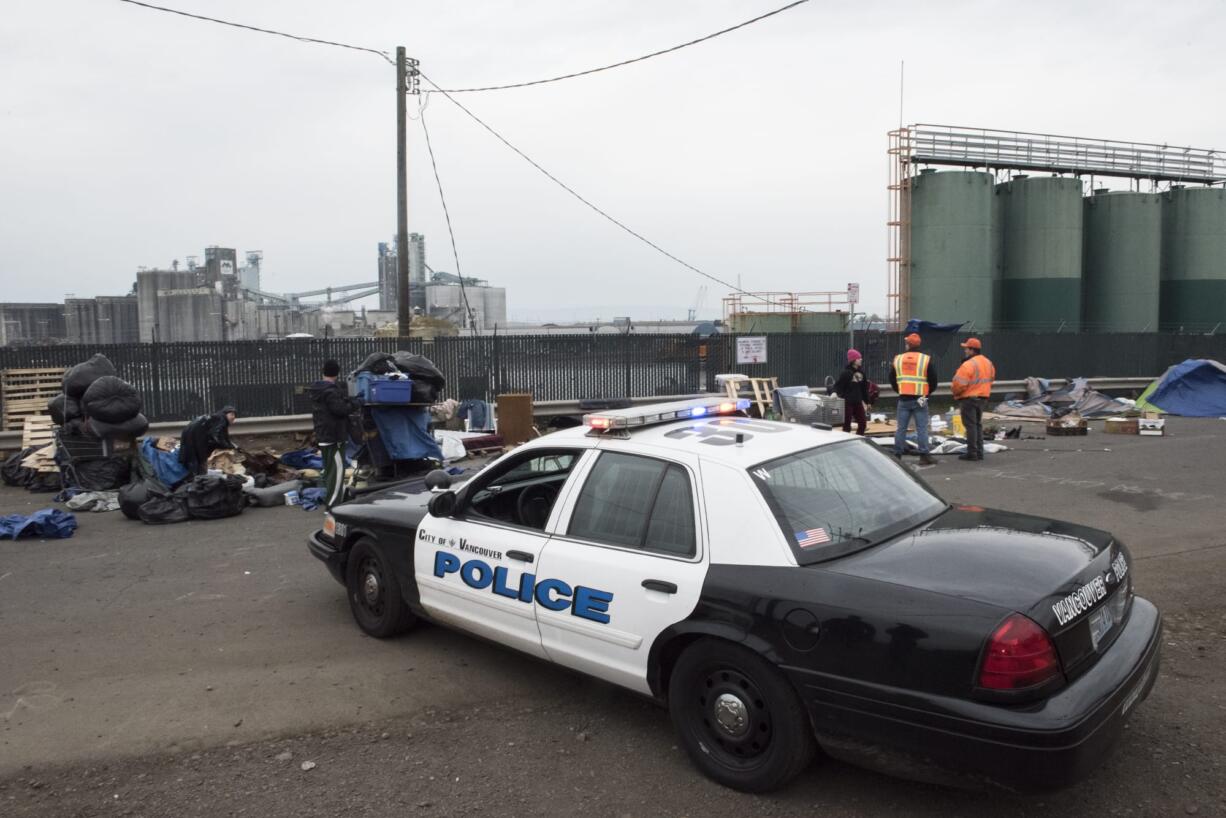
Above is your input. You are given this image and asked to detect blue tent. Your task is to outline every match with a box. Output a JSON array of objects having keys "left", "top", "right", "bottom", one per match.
[{"left": 1136, "top": 359, "right": 1226, "bottom": 417}]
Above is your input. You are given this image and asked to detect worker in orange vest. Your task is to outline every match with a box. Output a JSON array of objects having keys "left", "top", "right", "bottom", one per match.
[
  {"left": 951, "top": 337, "right": 996, "bottom": 461},
  {"left": 889, "top": 333, "right": 938, "bottom": 466}
]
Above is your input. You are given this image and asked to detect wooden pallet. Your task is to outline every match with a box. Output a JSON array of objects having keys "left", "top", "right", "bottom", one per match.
[
  {"left": 21, "top": 416, "right": 56, "bottom": 451},
  {"left": 2, "top": 368, "right": 64, "bottom": 395},
  {"left": 2, "top": 367, "right": 64, "bottom": 430}
]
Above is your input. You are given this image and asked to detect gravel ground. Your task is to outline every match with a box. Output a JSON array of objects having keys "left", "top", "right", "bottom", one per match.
[{"left": 2, "top": 418, "right": 1225, "bottom": 816}]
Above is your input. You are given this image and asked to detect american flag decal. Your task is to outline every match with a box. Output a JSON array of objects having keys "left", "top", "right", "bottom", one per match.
[{"left": 794, "top": 528, "right": 831, "bottom": 548}]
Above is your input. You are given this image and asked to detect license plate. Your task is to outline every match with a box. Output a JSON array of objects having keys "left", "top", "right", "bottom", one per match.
[{"left": 1089, "top": 605, "right": 1114, "bottom": 650}]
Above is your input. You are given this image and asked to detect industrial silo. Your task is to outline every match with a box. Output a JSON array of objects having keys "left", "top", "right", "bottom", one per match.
[
  {"left": 1082, "top": 191, "right": 1162, "bottom": 332},
  {"left": 998, "top": 176, "right": 1084, "bottom": 330},
  {"left": 908, "top": 169, "right": 998, "bottom": 329},
  {"left": 1161, "top": 186, "right": 1226, "bottom": 331}
]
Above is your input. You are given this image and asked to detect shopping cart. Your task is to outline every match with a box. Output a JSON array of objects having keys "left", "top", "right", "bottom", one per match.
[{"left": 775, "top": 387, "right": 845, "bottom": 427}]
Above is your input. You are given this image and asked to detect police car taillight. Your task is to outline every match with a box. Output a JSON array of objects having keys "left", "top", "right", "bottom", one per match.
[
  {"left": 583, "top": 398, "right": 751, "bottom": 432},
  {"left": 978, "top": 614, "right": 1062, "bottom": 690}
]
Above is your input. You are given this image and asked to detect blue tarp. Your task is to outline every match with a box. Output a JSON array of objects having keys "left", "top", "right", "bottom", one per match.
[
  {"left": 1145, "top": 359, "right": 1226, "bottom": 417},
  {"left": 280, "top": 449, "right": 324, "bottom": 470},
  {"left": 370, "top": 406, "right": 444, "bottom": 462},
  {"left": 299, "top": 487, "right": 327, "bottom": 511},
  {"left": 139, "top": 438, "right": 190, "bottom": 488},
  {"left": 0, "top": 508, "right": 77, "bottom": 540},
  {"left": 904, "top": 319, "right": 965, "bottom": 335}
]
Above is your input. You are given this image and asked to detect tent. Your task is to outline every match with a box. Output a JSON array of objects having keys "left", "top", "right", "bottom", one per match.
[{"left": 1134, "top": 359, "right": 1226, "bottom": 417}]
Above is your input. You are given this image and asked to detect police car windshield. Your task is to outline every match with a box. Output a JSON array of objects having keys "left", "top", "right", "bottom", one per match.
[{"left": 750, "top": 439, "right": 946, "bottom": 562}]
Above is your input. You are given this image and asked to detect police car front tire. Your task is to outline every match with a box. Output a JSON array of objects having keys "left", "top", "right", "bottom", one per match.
[
  {"left": 668, "top": 639, "right": 817, "bottom": 793},
  {"left": 347, "top": 538, "right": 416, "bottom": 638}
]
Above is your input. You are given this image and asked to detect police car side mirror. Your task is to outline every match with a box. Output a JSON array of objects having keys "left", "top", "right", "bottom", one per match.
[{"left": 428, "top": 491, "right": 458, "bottom": 518}]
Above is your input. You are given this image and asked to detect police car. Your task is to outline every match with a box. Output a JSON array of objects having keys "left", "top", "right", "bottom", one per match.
[{"left": 308, "top": 398, "right": 1161, "bottom": 793}]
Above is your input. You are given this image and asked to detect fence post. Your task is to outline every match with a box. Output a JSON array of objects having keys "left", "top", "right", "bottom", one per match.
[
  {"left": 624, "top": 335, "right": 632, "bottom": 398},
  {"left": 150, "top": 337, "right": 163, "bottom": 421}
]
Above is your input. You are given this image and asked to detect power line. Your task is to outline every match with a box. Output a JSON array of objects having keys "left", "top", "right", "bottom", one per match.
[
  {"left": 420, "top": 106, "right": 477, "bottom": 336},
  {"left": 114, "top": 0, "right": 394, "bottom": 64},
  {"left": 419, "top": 72, "right": 779, "bottom": 309},
  {"left": 434, "top": 0, "right": 810, "bottom": 93}
]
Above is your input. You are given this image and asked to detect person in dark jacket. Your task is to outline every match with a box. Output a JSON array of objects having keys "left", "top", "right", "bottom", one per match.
[
  {"left": 178, "top": 406, "right": 237, "bottom": 475},
  {"left": 833, "top": 349, "right": 870, "bottom": 435},
  {"left": 309, "top": 360, "right": 360, "bottom": 509}
]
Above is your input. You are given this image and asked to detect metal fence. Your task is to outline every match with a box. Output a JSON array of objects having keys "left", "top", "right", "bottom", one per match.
[{"left": 1, "top": 332, "right": 1223, "bottom": 422}]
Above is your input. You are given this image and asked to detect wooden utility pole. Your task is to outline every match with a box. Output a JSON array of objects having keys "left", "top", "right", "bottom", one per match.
[{"left": 395, "top": 46, "right": 411, "bottom": 338}]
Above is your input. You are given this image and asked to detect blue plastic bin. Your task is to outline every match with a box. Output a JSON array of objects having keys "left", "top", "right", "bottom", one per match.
[{"left": 369, "top": 377, "right": 414, "bottom": 404}]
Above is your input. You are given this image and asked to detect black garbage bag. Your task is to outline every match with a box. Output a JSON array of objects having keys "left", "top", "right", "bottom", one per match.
[
  {"left": 184, "top": 474, "right": 247, "bottom": 520},
  {"left": 47, "top": 394, "right": 84, "bottom": 426},
  {"left": 63, "top": 354, "right": 117, "bottom": 399},
  {"left": 66, "top": 456, "right": 131, "bottom": 491},
  {"left": 138, "top": 489, "right": 190, "bottom": 525},
  {"left": 1, "top": 447, "right": 37, "bottom": 487},
  {"left": 391, "top": 352, "right": 446, "bottom": 388},
  {"left": 87, "top": 413, "right": 149, "bottom": 440},
  {"left": 26, "top": 472, "right": 62, "bottom": 493},
  {"left": 83, "top": 376, "right": 142, "bottom": 423},
  {"left": 390, "top": 352, "right": 445, "bottom": 403},
  {"left": 62, "top": 418, "right": 87, "bottom": 437},
  {"left": 119, "top": 479, "right": 160, "bottom": 520},
  {"left": 353, "top": 352, "right": 396, "bottom": 376}
]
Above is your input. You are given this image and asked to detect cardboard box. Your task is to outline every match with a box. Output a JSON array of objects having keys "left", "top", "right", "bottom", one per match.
[
  {"left": 1138, "top": 418, "right": 1165, "bottom": 436},
  {"left": 1104, "top": 417, "right": 1139, "bottom": 435}
]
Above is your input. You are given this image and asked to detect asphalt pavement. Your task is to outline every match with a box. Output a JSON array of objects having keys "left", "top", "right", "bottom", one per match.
[{"left": 2, "top": 418, "right": 1224, "bottom": 816}]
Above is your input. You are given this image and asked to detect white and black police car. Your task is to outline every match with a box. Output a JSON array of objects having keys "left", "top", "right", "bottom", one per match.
[{"left": 308, "top": 398, "right": 1161, "bottom": 792}]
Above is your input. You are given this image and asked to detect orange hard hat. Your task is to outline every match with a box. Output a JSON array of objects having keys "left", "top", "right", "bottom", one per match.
[
  {"left": 905, "top": 333, "right": 922, "bottom": 348},
  {"left": 960, "top": 337, "right": 982, "bottom": 350}
]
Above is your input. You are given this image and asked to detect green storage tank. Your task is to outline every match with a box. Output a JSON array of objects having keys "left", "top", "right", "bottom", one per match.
[
  {"left": 998, "top": 176, "right": 1083, "bottom": 330},
  {"left": 1082, "top": 191, "right": 1161, "bottom": 332},
  {"left": 1161, "top": 186, "right": 1226, "bottom": 331},
  {"left": 908, "top": 170, "right": 998, "bottom": 329}
]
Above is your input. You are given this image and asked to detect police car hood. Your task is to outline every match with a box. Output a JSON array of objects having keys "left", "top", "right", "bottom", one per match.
[
  {"left": 332, "top": 472, "right": 476, "bottom": 527},
  {"left": 821, "top": 506, "right": 1116, "bottom": 613}
]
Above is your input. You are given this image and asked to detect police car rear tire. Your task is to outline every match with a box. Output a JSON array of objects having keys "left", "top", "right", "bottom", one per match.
[
  {"left": 668, "top": 639, "right": 816, "bottom": 792},
  {"left": 347, "top": 538, "right": 416, "bottom": 638}
]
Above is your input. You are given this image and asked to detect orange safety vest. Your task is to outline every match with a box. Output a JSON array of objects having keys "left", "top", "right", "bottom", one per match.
[
  {"left": 893, "top": 351, "right": 932, "bottom": 397},
  {"left": 952, "top": 354, "right": 996, "bottom": 400}
]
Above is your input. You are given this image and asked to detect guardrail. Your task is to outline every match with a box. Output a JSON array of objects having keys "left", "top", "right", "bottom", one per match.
[{"left": 0, "top": 378, "right": 1156, "bottom": 452}]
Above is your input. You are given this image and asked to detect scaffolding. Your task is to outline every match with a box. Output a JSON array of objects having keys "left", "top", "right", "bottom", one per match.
[{"left": 886, "top": 123, "right": 1226, "bottom": 325}]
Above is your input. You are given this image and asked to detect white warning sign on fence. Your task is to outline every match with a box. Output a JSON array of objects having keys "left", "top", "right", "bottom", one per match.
[{"left": 736, "top": 336, "right": 768, "bottom": 364}]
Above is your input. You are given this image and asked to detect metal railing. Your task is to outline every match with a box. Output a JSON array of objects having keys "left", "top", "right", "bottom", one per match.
[{"left": 905, "top": 124, "right": 1226, "bottom": 183}]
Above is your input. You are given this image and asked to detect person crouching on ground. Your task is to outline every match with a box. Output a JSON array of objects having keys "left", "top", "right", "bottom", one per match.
[
  {"left": 889, "top": 333, "right": 938, "bottom": 467},
  {"left": 309, "top": 360, "right": 360, "bottom": 510},
  {"left": 834, "top": 349, "right": 870, "bottom": 435},
  {"left": 178, "top": 406, "right": 238, "bottom": 476}
]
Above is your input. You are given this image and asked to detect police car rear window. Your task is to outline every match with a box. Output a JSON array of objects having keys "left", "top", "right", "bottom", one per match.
[
  {"left": 750, "top": 440, "right": 945, "bottom": 562},
  {"left": 568, "top": 452, "right": 696, "bottom": 557}
]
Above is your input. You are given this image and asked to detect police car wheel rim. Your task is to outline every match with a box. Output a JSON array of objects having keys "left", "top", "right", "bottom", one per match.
[
  {"left": 696, "top": 668, "right": 773, "bottom": 764},
  {"left": 355, "top": 556, "right": 385, "bottom": 618}
]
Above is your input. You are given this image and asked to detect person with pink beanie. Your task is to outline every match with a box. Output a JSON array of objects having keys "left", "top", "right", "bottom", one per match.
[{"left": 832, "top": 348, "right": 870, "bottom": 435}]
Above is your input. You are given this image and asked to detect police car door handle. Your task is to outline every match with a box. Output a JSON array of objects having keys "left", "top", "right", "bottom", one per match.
[
  {"left": 642, "top": 579, "right": 678, "bottom": 594},
  {"left": 506, "top": 550, "right": 534, "bottom": 564}
]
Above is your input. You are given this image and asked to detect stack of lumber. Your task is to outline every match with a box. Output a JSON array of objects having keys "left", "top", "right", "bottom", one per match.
[{"left": 2, "top": 367, "right": 65, "bottom": 431}]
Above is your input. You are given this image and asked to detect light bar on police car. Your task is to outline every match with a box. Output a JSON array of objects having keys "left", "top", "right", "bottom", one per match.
[{"left": 584, "top": 398, "right": 751, "bottom": 431}]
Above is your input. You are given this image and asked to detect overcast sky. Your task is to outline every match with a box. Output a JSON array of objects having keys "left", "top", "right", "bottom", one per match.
[{"left": 2, "top": 0, "right": 1222, "bottom": 321}]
